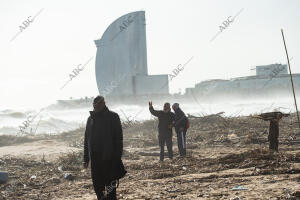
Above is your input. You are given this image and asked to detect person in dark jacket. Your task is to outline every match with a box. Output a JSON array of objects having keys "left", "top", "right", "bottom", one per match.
[
  {"left": 83, "top": 96, "right": 126, "bottom": 200},
  {"left": 172, "top": 103, "right": 188, "bottom": 157},
  {"left": 149, "top": 101, "right": 175, "bottom": 161}
]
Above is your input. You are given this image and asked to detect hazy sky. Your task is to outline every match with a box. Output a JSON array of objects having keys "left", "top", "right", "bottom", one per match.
[{"left": 1, "top": 0, "right": 299, "bottom": 109}]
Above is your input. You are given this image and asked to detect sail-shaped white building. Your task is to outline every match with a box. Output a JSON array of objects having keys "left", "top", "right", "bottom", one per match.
[{"left": 94, "top": 11, "right": 169, "bottom": 96}]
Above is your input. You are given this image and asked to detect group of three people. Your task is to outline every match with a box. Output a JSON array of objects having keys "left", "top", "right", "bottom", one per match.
[{"left": 82, "top": 96, "right": 189, "bottom": 199}]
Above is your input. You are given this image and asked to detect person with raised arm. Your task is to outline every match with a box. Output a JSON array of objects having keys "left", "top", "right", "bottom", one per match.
[{"left": 149, "top": 101, "right": 175, "bottom": 161}]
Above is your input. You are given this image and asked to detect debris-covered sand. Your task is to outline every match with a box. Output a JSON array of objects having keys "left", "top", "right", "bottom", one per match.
[{"left": 1, "top": 113, "right": 300, "bottom": 199}]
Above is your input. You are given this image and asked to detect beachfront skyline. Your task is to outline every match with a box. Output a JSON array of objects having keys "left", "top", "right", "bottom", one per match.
[{"left": 1, "top": 0, "right": 300, "bottom": 109}]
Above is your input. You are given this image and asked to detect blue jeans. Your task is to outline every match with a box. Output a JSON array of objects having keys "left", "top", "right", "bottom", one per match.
[{"left": 176, "top": 130, "right": 186, "bottom": 156}]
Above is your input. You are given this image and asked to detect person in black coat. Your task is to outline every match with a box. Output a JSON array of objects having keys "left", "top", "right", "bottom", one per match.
[
  {"left": 83, "top": 96, "right": 126, "bottom": 200},
  {"left": 172, "top": 103, "right": 188, "bottom": 157},
  {"left": 149, "top": 101, "right": 175, "bottom": 161}
]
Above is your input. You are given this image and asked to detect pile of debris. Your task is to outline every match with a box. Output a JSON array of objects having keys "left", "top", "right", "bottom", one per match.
[{"left": 0, "top": 151, "right": 89, "bottom": 200}]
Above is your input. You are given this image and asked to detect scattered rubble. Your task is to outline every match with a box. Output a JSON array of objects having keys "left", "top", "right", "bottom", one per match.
[{"left": 0, "top": 113, "right": 300, "bottom": 199}]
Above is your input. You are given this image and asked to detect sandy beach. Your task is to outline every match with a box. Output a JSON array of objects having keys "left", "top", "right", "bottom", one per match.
[{"left": 1, "top": 114, "right": 300, "bottom": 199}]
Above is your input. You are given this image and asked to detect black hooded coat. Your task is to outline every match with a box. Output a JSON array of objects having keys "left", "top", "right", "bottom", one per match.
[{"left": 83, "top": 106, "right": 126, "bottom": 182}]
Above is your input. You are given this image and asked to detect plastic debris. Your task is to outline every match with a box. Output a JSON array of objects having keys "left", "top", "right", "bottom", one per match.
[
  {"left": 232, "top": 186, "right": 248, "bottom": 191},
  {"left": 64, "top": 173, "right": 74, "bottom": 180},
  {"left": 58, "top": 166, "right": 63, "bottom": 172},
  {"left": 0, "top": 172, "right": 8, "bottom": 184}
]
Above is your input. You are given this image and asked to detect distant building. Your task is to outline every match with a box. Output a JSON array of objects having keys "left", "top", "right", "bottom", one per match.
[
  {"left": 186, "top": 63, "right": 300, "bottom": 100},
  {"left": 94, "top": 11, "right": 169, "bottom": 96},
  {"left": 255, "top": 64, "right": 288, "bottom": 76}
]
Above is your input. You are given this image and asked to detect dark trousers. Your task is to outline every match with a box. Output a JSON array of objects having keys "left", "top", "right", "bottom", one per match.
[
  {"left": 269, "top": 134, "right": 279, "bottom": 152},
  {"left": 176, "top": 130, "right": 186, "bottom": 156},
  {"left": 90, "top": 155, "right": 117, "bottom": 200},
  {"left": 158, "top": 134, "right": 173, "bottom": 161}
]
